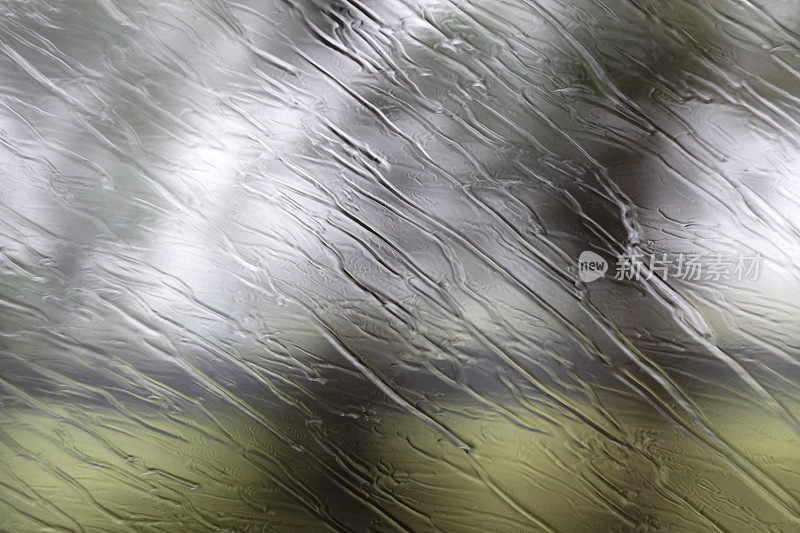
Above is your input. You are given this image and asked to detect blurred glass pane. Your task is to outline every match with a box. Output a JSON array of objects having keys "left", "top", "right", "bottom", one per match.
[{"left": 2, "top": 0, "right": 800, "bottom": 530}]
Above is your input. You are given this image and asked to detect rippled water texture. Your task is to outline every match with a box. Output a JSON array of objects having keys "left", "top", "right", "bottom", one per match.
[{"left": 2, "top": 0, "right": 800, "bottom": 530}]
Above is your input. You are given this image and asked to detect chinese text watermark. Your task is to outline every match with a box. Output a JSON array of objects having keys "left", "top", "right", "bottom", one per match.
[{"left": 578, "top": 251, "right": 761, "bottom": 283}]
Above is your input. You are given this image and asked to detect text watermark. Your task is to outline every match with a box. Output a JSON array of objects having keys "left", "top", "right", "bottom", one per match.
[{"left": 578, "top": 251, "right": 761, "bottom": 283}]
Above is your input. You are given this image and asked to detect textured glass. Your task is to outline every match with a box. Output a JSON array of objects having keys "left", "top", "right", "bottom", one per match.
[{"left": 2, "top": 0, "right": 800, "bottom": 530}]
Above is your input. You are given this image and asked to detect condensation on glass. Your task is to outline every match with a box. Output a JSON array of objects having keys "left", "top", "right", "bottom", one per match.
[{"left": 1, "top": 0, "right": 800, "bottom": 530}]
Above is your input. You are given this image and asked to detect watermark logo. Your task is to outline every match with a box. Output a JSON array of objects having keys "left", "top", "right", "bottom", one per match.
[
  {"left": 578, "top": 251, "right": 608, "bottom": 282},
  {"left": 578, "top": 250, "right": 761, "bottom": 283}
]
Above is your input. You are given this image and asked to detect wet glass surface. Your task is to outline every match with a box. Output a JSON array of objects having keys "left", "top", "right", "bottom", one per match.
[{"left": 2, "top": 0, "right": 800, "bottom": 530}]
